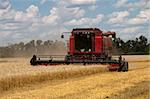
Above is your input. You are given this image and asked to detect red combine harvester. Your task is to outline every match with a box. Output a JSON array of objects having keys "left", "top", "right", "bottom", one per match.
[{"left": 30, "top": 28, "right": 128, "bottom": 72}]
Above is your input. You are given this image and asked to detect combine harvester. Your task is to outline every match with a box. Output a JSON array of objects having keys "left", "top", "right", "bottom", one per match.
[{"left": 30, "top": 28, "right": 128, "bottom": 72}]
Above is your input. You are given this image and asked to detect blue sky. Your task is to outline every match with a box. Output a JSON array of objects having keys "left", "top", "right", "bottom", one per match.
[{"left": 0, "top": 0, "right": 149, "bottom": 46}]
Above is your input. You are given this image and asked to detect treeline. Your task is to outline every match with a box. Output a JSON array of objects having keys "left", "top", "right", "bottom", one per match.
[
  {"left": 0, "top": 40, "right": 66, "bottom": 58},
  {"left": 113, "top": 35, "right": 149, "bottom": 55},
  {"left": 0, "top": 35, "right": 149, "bottom": 57}
]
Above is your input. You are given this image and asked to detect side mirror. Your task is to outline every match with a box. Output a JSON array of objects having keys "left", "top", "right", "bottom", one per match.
[
  {"left": 61, "top": 34, "right": 64, "bottom": 38},
  {"left": 112, "top": 33, "right": 116, "bottom": 38}
]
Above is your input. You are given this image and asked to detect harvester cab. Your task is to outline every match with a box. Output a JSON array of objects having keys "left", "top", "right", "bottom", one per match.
[{"left": 30, "top": 28, "right": 128, "bottom": 72}]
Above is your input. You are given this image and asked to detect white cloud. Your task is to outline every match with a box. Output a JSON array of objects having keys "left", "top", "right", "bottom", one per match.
[
  {"left": 0, "top": 9, "right": 15, "bottom": 20},
  {"left": 127, "top": 0, "right": 150, "bottom": 9},
  {"left": 42, "top": 7, "right": 59, "bottom": 25},
  {"left": 0, "top": 0, "right": 11, "bottom": 9},
  {"left": 0, "top": 31, "right": 12, "bottom": 38},
  {"left": 115, "top": 0, "right": 150, "bottom": 9},
  {"left": 128, "top": 18, "right": 147, "bottom": 25},
  {"left": 67, "top": 7, "right": 85, "bottom": 18},
  {"left": 66, "top": 0, "right": 96, "bottom": 5},
  {"left": 128, "top": 9, "right": 150, "bottom": 25},
  {"left": 115, "top": 0, "right": 128, "bottom": 8},
  {"left": 14, "top": 11, "right": 25, "bottom": 21},
  {"left": 110, "top": 26, "right": 146, "bottom": 40},
  {"left": 40, "top": 0, "right": 47, "bottom": 4},
  {"left": 88, "top": 5, "right": 97, "bottom": 11},
  {"left": 14, "top": 5, "right": 39, "bottom": 21},
  {"left": 26, "top": 5, "right": 39, "bottom": 18},
  {"left": 40, "top": 0, "right": 56, "bottom": 4},
  {"left": 64, "top": 14, "right": 103, "bottom": 26},
  {"left": 108, "top": 9, "right": 149, "bottom": 25},
  {"left": 43, "top": 5, "right": 86, "bottom": 24},
  {"left": 0, "top": 0, "right": 11, "bottom": 17},
  {"left": 42, "top": 2, "right": 86, "bottom": 25},
  {"left": 137, "top": 9, "right": 150, "bottom": 19},
  {"left": 121, "top": 26, "right": 142, "bottom": 33},
  {"left": 38, "top": 26, "right": 68, "bottom": 40},
  {"left": 59, "top": 6, "right": 85, "bottom": 19},
  {"left": 0, "top": 23, "right": 19, "bottom": 30},
  {"left": 108, "top": 11, "right": 129, "bottom": 24}
]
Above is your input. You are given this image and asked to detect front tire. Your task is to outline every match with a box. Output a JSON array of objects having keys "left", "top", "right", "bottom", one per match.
[{"left": 118, "top": 61, "right": 128, "bottom": 72}]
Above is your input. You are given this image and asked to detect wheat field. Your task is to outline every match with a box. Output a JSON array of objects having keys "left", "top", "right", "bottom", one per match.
[
  {"left": 0, "top": 58, "right": 107, "bottom": 92},
  {"left": 0, "top": 55, "right": 149, "bottom": 98},
  {"left": 0, "top": 58, "right": 105, "bottom": 78}
]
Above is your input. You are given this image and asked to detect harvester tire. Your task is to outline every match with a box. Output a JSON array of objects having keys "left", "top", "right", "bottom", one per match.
[
  {"left": 123, "top": 62, "right": 128, "bottom": 72},
  {"left": 118, "top": 61, "right": 128, "bottom": 72},
  {"left": 118, "top": 67, "right": 122, "bottom": 72},
  {"left": 30, "top": 55, "right": 37, "bottom": 66},
  {"left": 124, "top": 62, "right": 128, "bottom": 72}
]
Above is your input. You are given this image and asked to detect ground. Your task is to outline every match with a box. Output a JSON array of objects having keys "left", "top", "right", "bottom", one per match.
[{"left": 0, "top": 55, "right": 149, "bottom": 99}]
